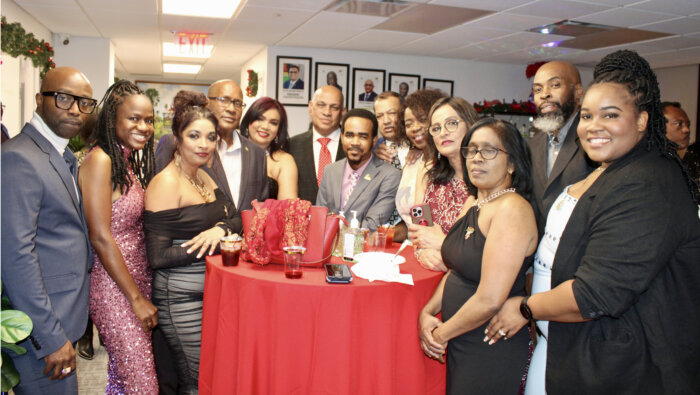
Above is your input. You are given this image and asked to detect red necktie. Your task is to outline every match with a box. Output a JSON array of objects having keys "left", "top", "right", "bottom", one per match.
[{"left": 317, "top": 137, "right": 332, "bottom": 186}]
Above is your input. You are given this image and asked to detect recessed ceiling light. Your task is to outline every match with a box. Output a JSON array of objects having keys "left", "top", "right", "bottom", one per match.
[
  {"left": 162, "top": 0, "right": 241, "bottom": 19},
  {"left": 540, "top": 28, "right": 550, "bottom": 34},
  {"left": 163, "top": 63, "right": 201, "bottom": 74},
  {"left": 163, "top": 42, "right": 212, "bottom": 59}
]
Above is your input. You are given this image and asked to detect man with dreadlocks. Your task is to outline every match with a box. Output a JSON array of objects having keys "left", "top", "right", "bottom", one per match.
[
  {"left": 1, "top": 67, "right": 96, "bottom": 394},
  {"left": 487, "top": 50, "right": 700, "bottom": 394},
  {"left": 78, "top": 80, "right": 159, "bottom": 394}
]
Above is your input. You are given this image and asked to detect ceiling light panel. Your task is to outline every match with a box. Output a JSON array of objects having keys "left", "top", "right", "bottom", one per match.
[
  {"left": 163, "top": 63, "right": 201, "bottom": 73},
  {"left": 162, "top": 0, "right": 241, "bottom": 18}
]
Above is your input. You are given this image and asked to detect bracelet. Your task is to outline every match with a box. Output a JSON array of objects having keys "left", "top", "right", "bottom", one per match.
[
  {"left": 415, "top": 248, "right": 424, "bottom": 259},
  {"left": 215, "top": 222, "right": 230, "bottom": 235}
]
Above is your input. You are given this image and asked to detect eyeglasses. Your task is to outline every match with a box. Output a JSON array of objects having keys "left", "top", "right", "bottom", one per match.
[
  {"left": 429, "top": 118, "right": 462, "bottom": 135},
  {"left": 461, "top": 146, "right": 508, "bottom": 160},
  {"left": 40, "top": 91, "right": 97, "bottom": 114},
  {"left": 208, "top": 96, "right": 246, "bottom": 109}
]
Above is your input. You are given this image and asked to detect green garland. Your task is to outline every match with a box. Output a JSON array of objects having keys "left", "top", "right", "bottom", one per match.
[
  {"left": 1, "top": 16, "right": 55, "bottom": 77},
  {"left": 245, "top": 69, "right": 258, "bottom": 97}
]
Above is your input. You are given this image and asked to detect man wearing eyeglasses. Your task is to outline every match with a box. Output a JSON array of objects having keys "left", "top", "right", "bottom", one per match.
[
  {"left": 155, "top": 79, "right": 268, "bottom": 233},
  {"left": 289, "top": 85, "right": 345, "bottom": 204},
  {"left": 2, "top": 67, "right": 95, "bottom": 394}
]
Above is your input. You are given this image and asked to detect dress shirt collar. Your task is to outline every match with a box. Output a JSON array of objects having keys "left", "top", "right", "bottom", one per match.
[
  {"left": 218, "top": 130, "right": 241, "bottom": 154},
  {"left": 547, "top": 111, "right": 577, "bottom": 146},
  {"left": 344, "top": 153, "right": 373, "bottom": 176},
  {"left": 29, "top": 112, "right": 70, "bottom": 155},
  {"left": 312, "top": 127, "right": 340, "bottom": 142}
]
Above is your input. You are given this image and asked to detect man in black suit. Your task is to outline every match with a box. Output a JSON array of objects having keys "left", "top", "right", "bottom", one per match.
[
  {"left": 289, "top": 85, "right": 345, "bottom": 204},
  {"left": 528, "top": 61, "right": 596, "bottom": 235},
  {"left": 283, "top": 64, "right": 304, "bottom": 90},
  {"left": 2, "top": 67, "right": 95, "bottom": 394},
  {"left": 156, "top": 79, "right": 268, "bottom": 233}
]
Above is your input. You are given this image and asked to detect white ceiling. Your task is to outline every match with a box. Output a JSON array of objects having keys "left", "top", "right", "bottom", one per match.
[{"left": 13, "top": 0, "right": 700, "bottom": 82}]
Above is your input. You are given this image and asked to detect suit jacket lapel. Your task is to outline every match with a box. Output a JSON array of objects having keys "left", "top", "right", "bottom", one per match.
[
  {"left": 24, "top": 126, "right": 81, "bottom": 213},
  {"left": 531, "top": 135, "right": 548, "bottom": 193},
  {"left": 331, "top": 160, "right": 345, "bottom": 210},
  {"left": 238, "top": 134, "right": 251, "bottom": 209},
  {"left": 345, "top": 156, "right": 379, "bottom": 210},
  {"left": 207, "top": 151, "right": 234, "bottom": 205},
  {"left": 547, "top": 116, "right": 580, "bottom": 189}
]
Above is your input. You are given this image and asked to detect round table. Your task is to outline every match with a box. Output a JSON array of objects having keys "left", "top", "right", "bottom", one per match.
[{"left": 199, "top": 244, "right": 446, "bottom": 394}]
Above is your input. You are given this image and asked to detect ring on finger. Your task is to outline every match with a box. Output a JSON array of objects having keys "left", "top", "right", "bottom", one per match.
[
  {"left": 498, "top": 329, "right": 507, "bottom": 337},
  {"left": 61, "top": 367, "right": 72, "bottom": 375}
]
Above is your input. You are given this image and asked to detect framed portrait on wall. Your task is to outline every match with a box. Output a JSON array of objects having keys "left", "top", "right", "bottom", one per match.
[
  {"left": 422, "top": 78, "right": 454, "bottom": 97},
  {"left": 389, "top": 73, "right": 420, "bottom": 101},
  {"left": 352, "top": 68, "right": 385, "bottom": 110},
  {"left": 276, "top": 55, "right": 312, "bottom": 106},
  {"left": 315, "top": 62, "right": 350, "bottom": 108}
]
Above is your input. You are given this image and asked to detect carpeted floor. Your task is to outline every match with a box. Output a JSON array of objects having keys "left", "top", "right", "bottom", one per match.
[{"left": 75, "top": 325, "right": 108, "bottom": 394}]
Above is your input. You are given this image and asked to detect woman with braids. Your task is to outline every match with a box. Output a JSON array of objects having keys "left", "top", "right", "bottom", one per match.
[
  {"left": 485, "top": 50, "right": 700, "bottom": 394},
  {"left": 78, "top": 80, "right": 159, "bottom": 393},
  {"left": 239, "top": 96, "right": 298, "bottom": 199},
  {"left": 144, "top": 90, "right": 237, "bottom": 394}
]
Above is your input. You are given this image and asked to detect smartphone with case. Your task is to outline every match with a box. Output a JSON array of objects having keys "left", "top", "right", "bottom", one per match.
[
  {"left": 324, "top": 263, "right": 353, "bottom": 284},
  {"left": 410, "top": 204, "right": 434, "bottom": 227}
]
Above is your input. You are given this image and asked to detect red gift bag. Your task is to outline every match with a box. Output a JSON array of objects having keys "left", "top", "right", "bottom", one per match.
[{"left": 241, "top": 199, "right": 344, "bottom": 267}]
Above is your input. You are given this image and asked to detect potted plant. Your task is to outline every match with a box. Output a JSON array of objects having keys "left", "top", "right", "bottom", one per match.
[{"left": 1, "top": 280, "right": 33, "bottom": 393}]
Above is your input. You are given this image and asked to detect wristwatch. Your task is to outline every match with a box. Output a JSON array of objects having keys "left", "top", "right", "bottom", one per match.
[{"left": 520, "top": 296, "right": 534, "bottom": 321}]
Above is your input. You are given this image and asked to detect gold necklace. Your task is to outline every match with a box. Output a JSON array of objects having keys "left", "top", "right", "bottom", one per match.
[{"left": 178, "top": 164, "right": 213, "bottom": 203}]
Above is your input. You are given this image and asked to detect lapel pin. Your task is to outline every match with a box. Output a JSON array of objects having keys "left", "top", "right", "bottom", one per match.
[
  {"left": 245, "top": 146, "right": 249, "bottom": 151},
  {"left": 464, "top": 226, "right": 475, "bottom": 240},
  {"left": 364, "top": 174, "right": 371, "bottom": 181}
]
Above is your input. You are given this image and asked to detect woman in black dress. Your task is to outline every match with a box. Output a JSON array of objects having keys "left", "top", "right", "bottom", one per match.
[
  {"left": 419, "top": 118, "right": 538, "bottom": 394},
  {"left": 144, "top": 90, "right": 236, "bottom": 394}
]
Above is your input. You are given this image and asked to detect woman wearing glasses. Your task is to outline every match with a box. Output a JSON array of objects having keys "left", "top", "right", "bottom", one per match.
[
  {"left": 408, "top": 97, "right": 478, "bottom": 272},
  {"left": 239, "top": 97, "right": 298, "bottom": 199},
  {"left": 78, "top": 80, "right": 158, "bottom": 393},
  {"left": 419, "top": 118, "right": 537, "bottom": 394}
]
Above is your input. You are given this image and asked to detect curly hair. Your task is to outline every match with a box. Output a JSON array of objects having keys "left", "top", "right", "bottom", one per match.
[
  {"left": 239, "top": 97, "right": 289, "bottom": 159},
  {"left": 171, "top": 90, "right": 218, "bottom": 145},
  {"left": 404, "top": 89, "right": 446, "bottom": 125},
  {"left": 92, "top": 80, "right": 155, "bottom": 193},
  {"left": 592, "top": 50, "right": 698, "bottom": 202},
  {"left": 425, "top": 97, "right": 480, "bottom": 185},
  {"left": 461, "top": 118, "right": 533, "bottom": 199}
]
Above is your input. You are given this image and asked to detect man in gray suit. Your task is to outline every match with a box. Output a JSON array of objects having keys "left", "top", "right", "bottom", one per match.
[
  {"left": 1, "top": 67, "right": 95, "bottom": 394},
  {"left": 155, "top": 79, "right": 268, "bottom": 234},
  {"left": 289, "top": 85, "right": 345, "bottom": 204},
  {"left": 528, "top": 61, "right": 596, "bottom": 235},
  {"left": 317, "top": 108, "right": 401, "bottom": 231}
]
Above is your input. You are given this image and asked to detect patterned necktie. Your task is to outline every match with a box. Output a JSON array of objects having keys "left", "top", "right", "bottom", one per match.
[
  {"left": 386, "top": 142, "right": 402, "bottom": 170},
  {"left": 342, "top": 170, "right": 360, "bottom": 211},
  {"left": 317, "top": 137, "right": 332, "bottom": 186}
]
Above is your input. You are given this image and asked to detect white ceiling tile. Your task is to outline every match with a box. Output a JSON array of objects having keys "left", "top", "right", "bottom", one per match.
[
  {"left": 226, "top": 6, "right": 315, "bottom": 44},
  {"left": 78, "top": 0, "right": 158, "bottom": 13},
  {"left": 14, "top": 0, "right": 76, "bottom": 6},
  {"left": 440, "top": 43, "right": 506, "bottom": 59},
  {"left": 634, "top": 17, "right": 700, "bottom": 35},
  {"left": 568, "top": 0, "right": 643, "bottom": 5},
  {"left": 525, "top": 45, "right": 584, "bottom": 59},
  {"left": 428, "top": 0, "right": 538, "bottom": 12},
  {"left": 627, "top": 0, "right": 700, "bottom": 17},
  {"left": 245, "top": 0, "right": 335, "bottom": 11},
  {"left": 86, "top": 11, "right": 159, "bottom": 38},
  {"left": 465, "top": 12, "right": 559, "bottom": 31},
  {"left": 16, "top": 5, "right": 101, "bottom": 36},
  {"left": 335, "top": 30, "right": 426, "bottom": 51},
  {"left": 507, "top": 0, "right": 612, "bottom": 19},
  {"left": 208, "top": 41, "right": 265, "bottom": 64},
  {"left": 484, "top": 32, "right": 572, "bottom": 52},
  {"left": 277, "top": 11, "right": 388, "bottom": 47},
  {"left": 577, "top": 7, "right": 676, "bottom": 27},
  {"left": 638, "top": 35, "right": 700, "bottom": 50}
]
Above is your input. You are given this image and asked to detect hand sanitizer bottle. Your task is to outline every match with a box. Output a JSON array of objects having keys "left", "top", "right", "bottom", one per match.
[
  {"left": 333, "top": 211, "right": 345, "bottom": 257},
  {"left": 343, "top": 211, "right": 362, "bottom": 261}
]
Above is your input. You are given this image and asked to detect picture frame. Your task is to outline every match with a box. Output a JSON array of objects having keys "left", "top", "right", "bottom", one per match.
[
  {"left": 135, "top": 80, "right": 209, "bottom": 142},
  {"left": 352, "top": 68, "right": 386, "bottom": 110},
  {"left": 276, "top": 55, "right": 312, "bottom": 106},
  {"left": 389, "top": 73, "right": 421, "bottom": 101},
  {"left": 315, "top": 62, "right": 350, "bottom": 108},
  {"left": 422, "top": 78, "right": 454, "bottom": 97}
]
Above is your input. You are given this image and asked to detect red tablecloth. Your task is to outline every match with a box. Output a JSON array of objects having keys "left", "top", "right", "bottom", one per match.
[{"left": 200, "top": 244, "right": 446, "bottom": 394}]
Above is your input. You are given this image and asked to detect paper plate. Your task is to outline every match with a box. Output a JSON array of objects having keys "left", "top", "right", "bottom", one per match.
[{"left": 354, "top": 252, "right": 406, "bottom": 265}]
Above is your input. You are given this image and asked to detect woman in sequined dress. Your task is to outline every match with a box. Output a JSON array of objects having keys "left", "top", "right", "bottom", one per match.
[
  {"left": 408, "top": 97, "right": 478, "bottom": 272},
  {"left": 78, "top": 80, "right": 159, "bottom": 394}
]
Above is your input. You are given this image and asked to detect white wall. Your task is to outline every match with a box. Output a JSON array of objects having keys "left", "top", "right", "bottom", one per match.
[
  {"left": 52, "top": 35, "right": 115, "bottom": 101},
  {"left": 1, "top": 0, "right": 52, "bottom": 135},
  {"left": 264, "top": 45, "right": 595, "bottom": 136},
  {"left": 655, "top": 64, "right": 699, "bottom": 144}
]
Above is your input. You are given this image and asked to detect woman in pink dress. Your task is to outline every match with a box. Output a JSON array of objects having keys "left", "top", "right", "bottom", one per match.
[
  {"left": 409, "top": 97, "right": 479, "bottom": 272},
  {"left": 78, "top": 80, "right": 158, "bottom": 394}
]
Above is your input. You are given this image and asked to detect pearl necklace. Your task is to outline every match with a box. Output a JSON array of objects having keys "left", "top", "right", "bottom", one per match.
[
  {"left": 179, "top": 165, "right": 213, "bottom": 203},
  {"left": 474, "top": 187, "right": 516, "bottom": 211}
]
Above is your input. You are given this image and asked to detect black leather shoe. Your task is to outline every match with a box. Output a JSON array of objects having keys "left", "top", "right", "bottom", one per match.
[{"left": 76, "top": 334, "right": 94, "bottom": 360}]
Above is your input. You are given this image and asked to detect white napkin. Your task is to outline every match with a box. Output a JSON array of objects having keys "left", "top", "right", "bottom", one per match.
[{"left": 351, "top": 252, "right": 414, "bottom": 285}]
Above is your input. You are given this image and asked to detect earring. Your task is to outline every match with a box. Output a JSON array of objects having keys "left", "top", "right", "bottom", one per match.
[
  {"left": 508, "top": 169, "right": 514, "bottom": 175},
  {"left": 174, "top": 151, "right": 181, "bottom": 168},
  {"left": 437, "top": 152, "right": 442, "bottom": 160}
]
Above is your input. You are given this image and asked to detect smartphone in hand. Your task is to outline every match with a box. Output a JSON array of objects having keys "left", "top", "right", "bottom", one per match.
[{"left": 410, "top": 204, "right": 433, "bottom": 227}]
